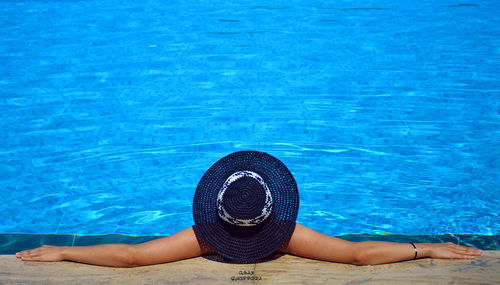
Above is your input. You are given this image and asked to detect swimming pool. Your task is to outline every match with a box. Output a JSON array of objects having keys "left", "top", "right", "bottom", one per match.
[{"left": 0, "top": 0, "right": 498, "bottom": 252}]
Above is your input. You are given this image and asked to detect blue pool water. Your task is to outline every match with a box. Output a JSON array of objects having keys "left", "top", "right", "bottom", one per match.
[{"left": 0, "top": 0, "right": 498, "bottom": 250}]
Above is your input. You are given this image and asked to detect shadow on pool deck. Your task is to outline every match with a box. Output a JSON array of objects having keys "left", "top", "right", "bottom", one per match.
[{"left": 1, "top": 251, "right": 499, "bottom": 284}]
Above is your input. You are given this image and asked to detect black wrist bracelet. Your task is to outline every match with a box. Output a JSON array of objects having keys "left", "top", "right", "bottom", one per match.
[{"left": 410, "top": 242, "right": 418, "bottom": 260}]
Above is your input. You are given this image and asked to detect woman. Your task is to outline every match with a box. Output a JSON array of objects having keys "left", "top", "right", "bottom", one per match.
[{"left": 16, "top": 151, "right": 482, "bottom": 267}]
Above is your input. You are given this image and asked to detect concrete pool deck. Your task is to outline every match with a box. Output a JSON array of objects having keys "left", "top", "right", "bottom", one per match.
[{"left": 1, "top": 251, "right": 499, "bottom": 284}]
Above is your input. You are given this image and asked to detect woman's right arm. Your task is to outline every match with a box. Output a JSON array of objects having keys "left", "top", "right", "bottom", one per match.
[
  {"left": 17, "top": 243, "right": 138, "bottom": 267},
  {"left": 285, "top": 224, "right": 482, "bottom": 265},
  {"left": 16, "top": 227, "right": 202, "bottom": 267}
]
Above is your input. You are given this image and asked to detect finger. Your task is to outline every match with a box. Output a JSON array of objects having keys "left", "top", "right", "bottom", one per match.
[
  {"left": 16, "top": 247, "right": 44, "bottom": 259},
  {"left": 456, "top": 254, "right": 477, "bottom": 260},
  {"left": 454, "top": 244, "right": 481, "bottom": 252},
  {"left": 18, "top": 249, "right": 40, "bottom": 258},
  {"left": 17, "top": 248, "right": 39, "bottom": 255},
  {"left": 453, "top": 246, "right": 482, "bottom": 255},
  {"left": 20, "top": 252, "right": 41, "bottom": 260},
  {"left": 16, "top": 250, "right": 31, "bottom": 257},
  {"left": 445, "top": 243, "right": 482, "bottom": 255},
  {"left": 462, "top": 248, "right": 482, "bottom": 255},
  {"left": 450, "top": 250, "right": 480, "bottom": 259},
  {"left": 23, "top": 249, "right": 40, "bottom": 257},
  {"left": 21, "top": 256, "right": 41, "bottom": 261}
]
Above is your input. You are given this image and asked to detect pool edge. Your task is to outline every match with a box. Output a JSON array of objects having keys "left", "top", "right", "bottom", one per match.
[{"left": 2, "top": 251, "right": 499, "bottom": 284}]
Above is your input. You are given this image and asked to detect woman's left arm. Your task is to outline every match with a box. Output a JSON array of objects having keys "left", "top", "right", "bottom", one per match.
[{"left": 285, "top": 224, "right": 482, "bottom": 265}]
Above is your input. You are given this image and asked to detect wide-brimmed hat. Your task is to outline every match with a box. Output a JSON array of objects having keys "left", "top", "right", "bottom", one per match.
[{"left": 192, "top": 151, "right": 299, "bottom": 262}]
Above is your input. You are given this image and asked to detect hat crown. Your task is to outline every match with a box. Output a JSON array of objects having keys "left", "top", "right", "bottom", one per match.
[
  {"left": 222, "top": 176, "right": 265, "bottom": 219},
  {"left": 217, "top": 170, "right": 273, "bottom": 227}
]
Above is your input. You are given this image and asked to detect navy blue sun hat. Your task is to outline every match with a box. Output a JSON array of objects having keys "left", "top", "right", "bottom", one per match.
[{"left": 192, "top": 151, "right": 299, "bottom": 262}]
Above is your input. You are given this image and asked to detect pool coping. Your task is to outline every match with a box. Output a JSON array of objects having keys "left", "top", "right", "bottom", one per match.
[{"left": 1, "top": 251, "right": 499, "bottom": 284}]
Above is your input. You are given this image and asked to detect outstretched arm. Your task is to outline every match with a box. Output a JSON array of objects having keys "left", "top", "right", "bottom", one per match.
[
  {"left": 16, "top": 227, "right": 202, "bottom": 267},
  {"left": 284, "top": 224, "right": 482, "bottom": 265}
]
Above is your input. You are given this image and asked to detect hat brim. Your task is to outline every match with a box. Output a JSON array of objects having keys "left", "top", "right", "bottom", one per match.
[{"left": 192, "top": 151, "right": 299, "bottom": 262}]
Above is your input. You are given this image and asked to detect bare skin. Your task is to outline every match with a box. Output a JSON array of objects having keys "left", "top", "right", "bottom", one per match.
[{"left": 16, "top": 224, "right": 482, "bottom": 267}]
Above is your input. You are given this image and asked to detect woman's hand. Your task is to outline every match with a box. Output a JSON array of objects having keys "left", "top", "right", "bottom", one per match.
[
  {"left": 420, "top": 242, "right": 482, "bottom": 260},
  {"left": 16, "top": 245, "right": 65, "bottom": 262}
]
